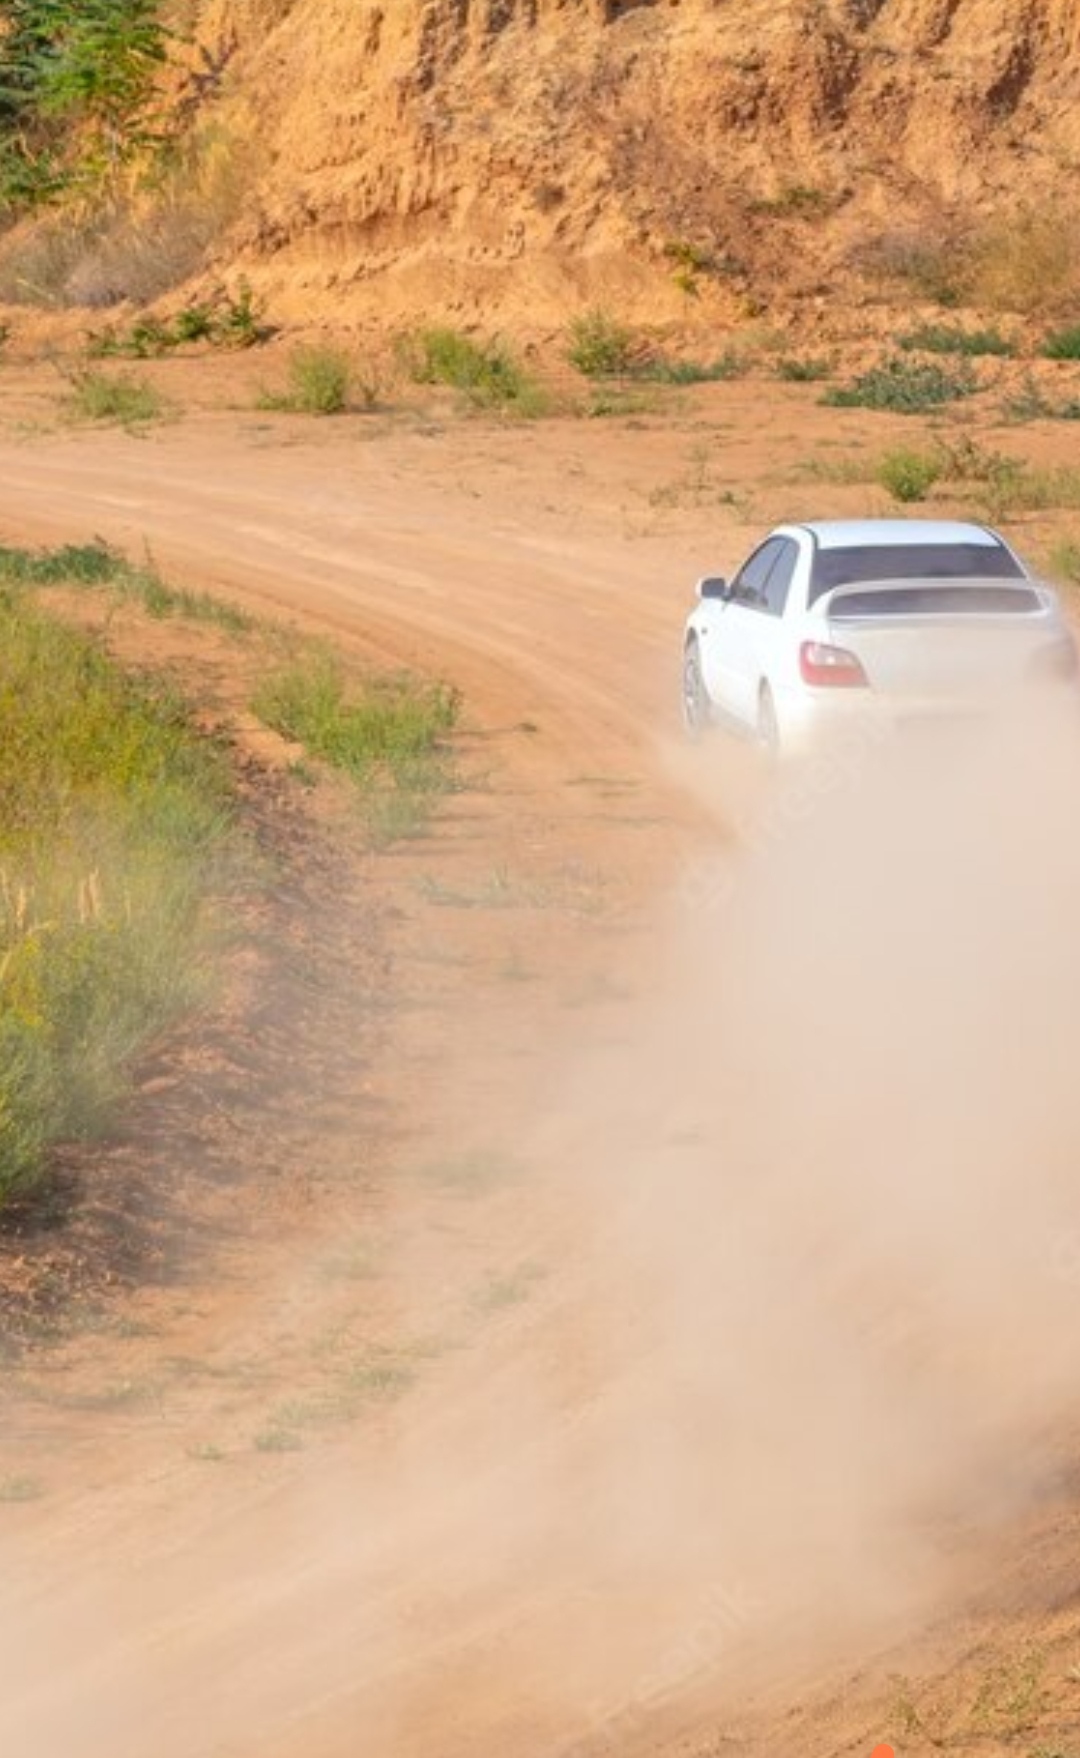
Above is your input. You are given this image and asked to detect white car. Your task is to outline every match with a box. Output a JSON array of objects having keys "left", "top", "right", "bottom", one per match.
[{"left": 682, "top": 519, "right": 1077, "bottom": 755}]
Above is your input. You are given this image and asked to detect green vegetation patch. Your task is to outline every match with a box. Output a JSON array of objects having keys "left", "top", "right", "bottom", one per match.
[
  {"left": 258, "top": 345, "right": 355, "bottom": 416},
  {"left": 0, "top": 585, "right": 233, "bottom": 1204},
  {"left": 63, "top": 367, "right": 167, "bottom": 426},
  {"left": 86, "top": 287, "right": 267, "bottom": 357},
  {"left": 399, "top": 327, "right": 545, "bottom": 414},
  {"left": 252, "top": 651, "right": 460, "bottom": 843},
  {"left": 0, "top": 538, "right": 253, "bottom": 631},
  {"left": 898, "top": 323, "right": 1015, "bottom": 357},
  {"left": 1041, "top": 323, "right": 1080, "bottom": 361},
  {"left": 876, "top": 447, "right": 943, "bottom": 503},
  {"left": 823, "top": 355, "right": 978, "bottom": 413}
]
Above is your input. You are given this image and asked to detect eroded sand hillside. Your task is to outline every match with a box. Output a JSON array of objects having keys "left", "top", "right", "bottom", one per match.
[{"left": 183, "top": 0, "right": 1080, "bottom": 323}]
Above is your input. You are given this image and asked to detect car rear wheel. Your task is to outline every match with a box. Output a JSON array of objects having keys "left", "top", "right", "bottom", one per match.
[
  {"left": 758, "top": 683, "right": 779, "bottom": 755},
  {"left": 682, "top": 639, "right": 710, "bottom": 739}
]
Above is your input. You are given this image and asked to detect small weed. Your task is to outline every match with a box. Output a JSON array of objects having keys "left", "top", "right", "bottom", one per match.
[
  {"left": 342, "top": 1352, "right": 417, "bottom": 1401},
  {"left": 414, "top": 1147, "right": 521, "bottom": 1193},
  {"left": 634, "top": 353, "right": 742, "bottom": 385},
  {"left": 64, "top": 367, "right": 167, "bottom": 426},
  {"left": 1001, "top": 373, "right": 1080, "bottom": 421},
  {"left": 776, "top": 356, "right": 833, "bottom": 382},
  {"left": 1042, "top": 324, "right": 1080, "bottom": 360},
  {"left": 978, "top": 463, "right": 1080, "bottom": 521},
  {"left": 472, "top": 1262, "right": 545, "bottom": 1313},
  {"left": 567, "top": 308, "right": 636, "bottom": 378},
  {"left": 399, "top": 327, "right": 544, "bottom": 414},
  {"left": 416, "top": 870, "right": 554, "bottom": 910},
  {"left": 188, "top": 1442, "right": 226, "bottom": 1463},
  {"left": 0, "top": 1473, "right": 43, "bottom": 1502},
  {"left": 970, "top": 1648, "right": 1047, "bottom": 1736},
  {"left": 824, "top": 355, "right": 977, "bottom": 413},
  {"left": 583, "top": 387, "right": 665, "bottom": 419},
  {"left": 258, "top": 345, "right": 355, "bottom": 416},
  {"left": 877, "top": 447, "right": 942, "bottom": 503},
  {"left": 253, "top": 1425, "right": 303, "bottom": 1453},
  {"left": 753, "top": 183, "right": 833, "bottom": 217},
  {"left": 800, "top": 452, "right": 876, "bottom": 485},
  {"left": 898, "top": 322, "right": 1015, "bottom": 357}
]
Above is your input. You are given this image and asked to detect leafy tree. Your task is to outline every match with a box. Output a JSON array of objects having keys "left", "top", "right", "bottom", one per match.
[{"left": 0, "top": 0, "right": 169, "bottom": 207}]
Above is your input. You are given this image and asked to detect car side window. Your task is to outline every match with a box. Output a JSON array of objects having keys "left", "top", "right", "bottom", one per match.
[
  {"left": 730, "top": 539, "right": 784, "bottom": 609},
  {"left": 763, "top": 539, "right": 798, "bottom": 617}
]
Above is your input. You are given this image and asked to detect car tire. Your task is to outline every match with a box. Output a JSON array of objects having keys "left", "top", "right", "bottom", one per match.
[
  {"left": 682, "top": 639, "right": 711, "bottom": 740},
  {"left": 758, "top": 683, "right": 779, "bottom": 756}
]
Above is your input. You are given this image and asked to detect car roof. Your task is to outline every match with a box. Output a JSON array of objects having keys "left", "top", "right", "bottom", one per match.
[{"left": 787, "top": 519, "right": 1002, "bottom": 550}]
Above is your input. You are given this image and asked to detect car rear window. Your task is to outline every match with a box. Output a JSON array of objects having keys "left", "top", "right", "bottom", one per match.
[
  {"left": 830, "top": 584, "right": 1042, "bottom": 619},
  {"left": 810, "top": 541, "right": 1023, "bottom": 604}
]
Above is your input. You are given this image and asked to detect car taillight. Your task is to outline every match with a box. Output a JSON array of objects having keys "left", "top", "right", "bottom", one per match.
[{"left": 799, "top": 640, "right": 868, "bottom": 688}]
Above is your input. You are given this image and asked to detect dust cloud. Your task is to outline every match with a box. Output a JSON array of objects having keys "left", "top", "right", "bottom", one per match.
[{"left": 4, "top": 700, "right": 1080, "bottom": 1757}]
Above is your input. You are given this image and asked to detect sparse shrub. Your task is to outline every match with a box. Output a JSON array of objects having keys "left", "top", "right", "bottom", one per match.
[
  {"left": 877, "top": 448, "right": 942, "bottom": 503},
  {"left": 566, "top": 309, "right": 636, "bottom": 378},
  {"left": 752, "top": 183, "right": 833, "bottom": 217},
  {"left": 1049, "top": 539, "right": 1080, "bottom": 585},
  {"left": 854, "top": 224, "right": 964, "bottom": 306},
  {"left": 1042, "top": 323, "right": 1080, "bottom": 361},
  {"left": 823, "top": 355, "right": 977, "bottom": 413},
  {"left": 898, "top": 323, "right": 1015, "bottom": 357},
  {"left": 934, "top": 435, "right": 1018, "bottom": 483},
  {"left": 776, "top": 356, "right": 832, "bottom": 382},
  {"left": 259, "top": 345, "right": 353, "bottom": 415},
  {"left": 64, "top": 367, "right": 167, "bottom": 425},
  {"left": 399, "top": 327, "right": 544, "bottom": 413},
  {"left": 1001, "top": 372, "right": 1080, "bottom": 422},
  {"left": 633, "top": 353, "right": 742, "bottom": 385},
  {"left": 967, "top": 207, "right": 1080, "bottom": 315}
]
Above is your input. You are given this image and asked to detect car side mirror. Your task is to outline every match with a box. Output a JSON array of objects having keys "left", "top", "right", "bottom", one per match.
[{"left": 697, "top": 576, "right": 728, "bottom": 601}]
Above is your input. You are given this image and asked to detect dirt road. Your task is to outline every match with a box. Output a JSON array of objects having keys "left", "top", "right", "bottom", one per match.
[{"left": 3, "top": 386, "right": 1080, "bottom": 1758}]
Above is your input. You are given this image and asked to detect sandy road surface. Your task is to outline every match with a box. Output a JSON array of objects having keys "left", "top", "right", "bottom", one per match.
[{"left": 3, "top": 402, "right": 1080, "bottom": 1758}]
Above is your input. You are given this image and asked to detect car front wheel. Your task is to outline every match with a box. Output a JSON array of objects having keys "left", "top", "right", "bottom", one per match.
[
  {"left": 682, "top": 639, "right": 710, "bottom": 739},
  {"left": 758, "top": 683, "right": 779, "bottom": 756}
]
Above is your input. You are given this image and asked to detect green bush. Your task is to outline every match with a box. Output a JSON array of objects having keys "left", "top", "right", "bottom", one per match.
[
  {"left": 876, "top": 448, "right": 942, "bottom": 503},
  {"left": 776, "top": 356, "right": 832, "bottom": 382},
  {"left": 566, "top": 309, "right": 636, "bottom": 378},
  {"left": 65, "top": 367, "right": 167, "bottom": 424},
  {"left": 823, "top": 356, "right": 978, "bottom": 413},
  {"left": 898, "top": 323, "right": 1015, "bottom": 357},
  {"left": 400, "top": 327, "right": 543, "bottom": 413},
  {"left": 259, "top": 345, "right": 353, "bottom": 415},
  {"left": 1041, "top": 324, "right": 1080, "bottom": 361}
]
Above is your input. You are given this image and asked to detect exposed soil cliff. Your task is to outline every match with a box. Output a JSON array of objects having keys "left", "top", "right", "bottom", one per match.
[{"left": 183, "top": 0, "right": 1080, "bottom": 325}]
